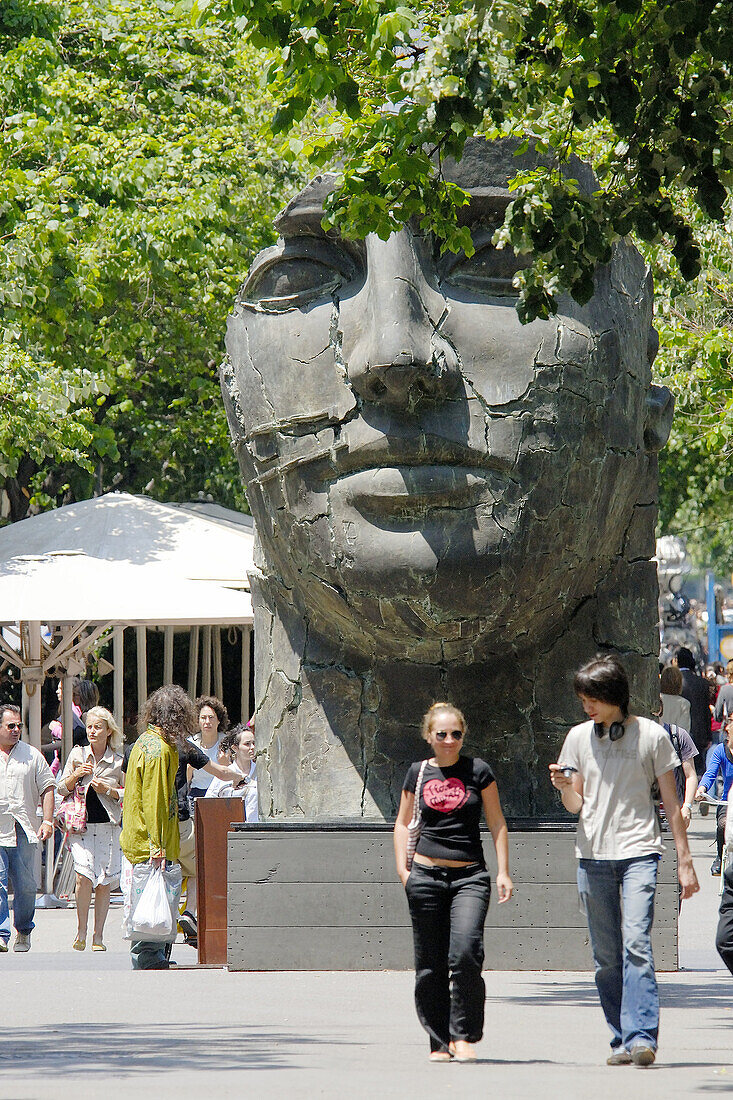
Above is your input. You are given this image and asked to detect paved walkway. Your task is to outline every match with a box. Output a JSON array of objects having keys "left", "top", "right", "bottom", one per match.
[{"left": 2, "top": 820, "right": 731, "bottom": 1099}]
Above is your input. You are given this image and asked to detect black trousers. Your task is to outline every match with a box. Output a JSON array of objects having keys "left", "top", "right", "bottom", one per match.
[
  {"left": 716, "top": 805, "right": 726, "bottom": 862},
  {"left": 716, "top": 866, "right": 733, "bottom": 976},
  {"left": 405, "top": 862, "right": 491, "bottom": 1052}
]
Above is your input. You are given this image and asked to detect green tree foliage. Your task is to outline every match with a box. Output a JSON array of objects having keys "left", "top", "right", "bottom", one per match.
[
  {"left": 200, "top": 0, "right": 733, "bottom": 322},
  {"left": 1, "top": 0, "right": 303, "bottom": 520},
  {"left": 199, "top": 0, "right": 733, "bottom": 570},
  {"left": 649, "top": 203, "right": 733, "bottom": 574}
]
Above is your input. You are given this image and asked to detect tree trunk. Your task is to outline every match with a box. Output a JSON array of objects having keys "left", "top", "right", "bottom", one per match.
[{"left": 4, "top": 455, "right": 37, "bottom": 522}]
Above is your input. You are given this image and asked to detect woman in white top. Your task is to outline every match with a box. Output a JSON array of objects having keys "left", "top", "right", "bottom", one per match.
[
  {"left": 206, "top": 722, "right": 258, "bottom": 822},
  {"left": 57, "top": 707, "right": 124, "bottom": 951},
  {"left": 659, "top": 666, "right": 692, "bottom": 731},
  {"left": 188, "top": 696, "right": 229, "bottom": 803}
]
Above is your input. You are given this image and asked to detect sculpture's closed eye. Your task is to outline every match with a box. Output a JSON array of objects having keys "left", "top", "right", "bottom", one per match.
[
  {"left": 443, "top": 240, "right": 527, "bottom": 297},
  {"left": 244, "top": 257, "right": 342, "bottom": 310},
  {"left": 242, "top": 238, "right": 360, "bottom": 312}
]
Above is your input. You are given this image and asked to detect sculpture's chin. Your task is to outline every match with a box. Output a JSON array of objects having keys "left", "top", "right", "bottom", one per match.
[{"left": 257, "top": 524, "right": 582, "bottom": 662}]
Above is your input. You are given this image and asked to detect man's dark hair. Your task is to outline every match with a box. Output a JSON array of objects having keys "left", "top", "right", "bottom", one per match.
[
  {"left": 574, "top": 654, "right": 630, "bottom": 715},
  {"left": 72, "top": 678, "right": 99, "bottom": 714},
  {"left": 1, "top": 703, "right": 21, "bottom": 723},
  {"left": 676, "top": 647, "right": 695, "bottom": 671}
]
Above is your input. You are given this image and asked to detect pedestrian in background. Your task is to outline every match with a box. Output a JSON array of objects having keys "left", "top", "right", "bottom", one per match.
[
  {"left": 57, "top": 706, "right": 124, "bottom": 951},
  {"left": 675, "top": 647, "right": 712, "bottom": 774},
  {"left": 205, "top": 720, "right": 258, "bottom": 822},
  {"left": 188, "top": 696, "right": 229, "bottom": 805},
  {"left": 0, "top": 704, "right": 55, "bottom": 952},
  {"left": 120, "top": 685, "right": 193, "bottom": 970}
]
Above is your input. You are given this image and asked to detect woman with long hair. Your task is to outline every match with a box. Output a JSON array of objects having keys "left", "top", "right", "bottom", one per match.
[
  {"left": 57, "top": 706, "right": 124, "bottom": 951},
  {"left": 120, "top": 685, "right": 196, "bottom": 970},
  {"left": 394, "top": 702, "right": 513, "bottom": 1062}
]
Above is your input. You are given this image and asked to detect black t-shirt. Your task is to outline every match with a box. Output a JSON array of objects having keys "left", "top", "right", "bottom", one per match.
[
  {"left": 85, "top": 783, "right": 109, "bottom": 824},
  {"left": 176, "top": 742, "right": 211, "bottom": 821},
  {"left": 403, "top": 756, "right": 495, "bottom": 864}
]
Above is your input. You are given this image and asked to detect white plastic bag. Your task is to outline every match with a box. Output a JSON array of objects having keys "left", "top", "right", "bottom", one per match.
[{"left": 131, "top": 866, "right": 174, "bottom": 938}]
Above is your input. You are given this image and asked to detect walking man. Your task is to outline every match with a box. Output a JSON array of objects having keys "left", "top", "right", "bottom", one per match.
[
  {"left": 0, "top": 704, "right": 55, "bottom": 952},
  {"left": 675, "top": 646, "right": 712, "bottom": 773},
  {"left": 550, "top": 654, "right": 699, "bottom": 1067}
]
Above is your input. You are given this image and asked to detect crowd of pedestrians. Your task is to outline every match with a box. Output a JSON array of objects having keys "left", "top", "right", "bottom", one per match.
[
  {"left": 2, "top": 646, "right": 733, "bottom": 1068},
  {"left": 0, "top": 682, "right": 255, "bottom": 961}
]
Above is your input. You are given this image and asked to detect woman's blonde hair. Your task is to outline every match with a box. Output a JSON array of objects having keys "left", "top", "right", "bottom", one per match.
[
  {"left": 85, "top": 706, "right": 123, "bottom": 752},
  {"left": 421, "top": 701, "right": 467, "bottom": 742}
]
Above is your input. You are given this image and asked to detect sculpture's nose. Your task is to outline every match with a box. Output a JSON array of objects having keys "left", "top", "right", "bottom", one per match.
[{"left": 341, "top": 229, "right": 459, "bottom": 407}]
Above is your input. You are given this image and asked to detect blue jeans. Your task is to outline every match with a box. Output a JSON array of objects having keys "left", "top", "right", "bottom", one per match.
[
  {"left": 577, "top": 856, "right": 659, "bottom": 1052},
  {"left": 0, "top": 823, "right": 38, "bottom": 942},
  {"left": 405, "top": 862, "right": 492, "bottom": 1052}
]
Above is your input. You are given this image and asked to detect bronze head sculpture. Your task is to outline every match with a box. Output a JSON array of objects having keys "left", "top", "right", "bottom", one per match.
[{"left": 222, "top": 138, "right": 672, "bottom": 818}]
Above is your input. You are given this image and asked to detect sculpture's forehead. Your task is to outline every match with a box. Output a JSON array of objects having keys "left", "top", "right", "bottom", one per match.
[
  {"left": 275, "top": 177, "right": 508, "bottom": 239},
  {"left": 275, "top": 137, "right": 598, "bottom": 238}
]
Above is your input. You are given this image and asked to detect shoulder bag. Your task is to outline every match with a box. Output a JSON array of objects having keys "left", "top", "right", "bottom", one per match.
[
  {"left": 406, "top": 759, "right": 429, "bottom": 871},
  {"left": 56, "top": 784, "right": 88, "bottom": 834}
]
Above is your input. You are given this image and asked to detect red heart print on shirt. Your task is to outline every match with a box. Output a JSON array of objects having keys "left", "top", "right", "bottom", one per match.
[{"left": 423, "top": 777, "right": 468, "bottom": 813}]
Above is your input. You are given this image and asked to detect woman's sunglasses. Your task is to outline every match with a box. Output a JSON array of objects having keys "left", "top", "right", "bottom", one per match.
[{"left": 435, "top": 729, "right": 463, "bottom": 741}]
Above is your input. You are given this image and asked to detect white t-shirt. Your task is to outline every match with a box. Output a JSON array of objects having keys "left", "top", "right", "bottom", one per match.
[
  {"left": 188, "top": 736, "right": 223, "bottom": 792},
  {"left": 559, "top": 716, "right": 680, "bottom": 860},
  {"left": 206, "top": 762, "right": 258, "bottom": 822}
]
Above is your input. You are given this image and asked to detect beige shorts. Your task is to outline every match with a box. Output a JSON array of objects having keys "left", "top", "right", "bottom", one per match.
[{"left": 178, "top": 817, "right": 197, "bottom": 878}]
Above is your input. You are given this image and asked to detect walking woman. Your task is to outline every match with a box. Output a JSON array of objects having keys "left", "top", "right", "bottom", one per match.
[
  {"left": 394, "top": 702, "right": 513, "bottom": 1062},
  {"left": 120, "top": 685, "right": 193, "bottom": 970},
  {"left": 57, "top": 706, "right": 124, "bottom": 951}
]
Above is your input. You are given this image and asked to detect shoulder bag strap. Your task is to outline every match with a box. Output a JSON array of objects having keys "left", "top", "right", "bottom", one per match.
[{"left": 409, "top": 759, "right": 429, "bottom": 827}]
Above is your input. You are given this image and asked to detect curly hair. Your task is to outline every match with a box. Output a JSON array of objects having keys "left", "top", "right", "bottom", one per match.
[
  {"left": 141, "top": 685, "right": 197, "bottom": 746},
  {"left": 219, "top": 723, "right": 250, "bottom": 758},
  {"left": 195, "top": 695, "right": 229, "bottom": 733},
  {"left": 421, "top": 702, "right": 467, "bottom": 742},
  {"left": 85, "top": 706, "right": 123, "bottom": 752}
]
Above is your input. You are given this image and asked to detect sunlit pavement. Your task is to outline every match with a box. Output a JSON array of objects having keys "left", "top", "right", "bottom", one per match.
[{"left": 2, "top": 817, "right": 730, "bottom": 1099}]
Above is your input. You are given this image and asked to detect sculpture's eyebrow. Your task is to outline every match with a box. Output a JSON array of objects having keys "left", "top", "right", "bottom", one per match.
[
  {"left": 455, "top": 190, "right": 511, "bottom": 229},
  {"left": 274, "top": 201, "right": 330, "bottom": 240}
]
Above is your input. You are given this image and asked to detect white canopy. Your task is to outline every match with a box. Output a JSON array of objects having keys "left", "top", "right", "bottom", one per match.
[
  {"left": 0, "top": 496, "right": 256, "bottom": 764},
  {"left": 0, "top": 551, "right": 253, "bottom": 626},
  {"left": 0, "top": 492, "right": 254, "bottom": 588}
]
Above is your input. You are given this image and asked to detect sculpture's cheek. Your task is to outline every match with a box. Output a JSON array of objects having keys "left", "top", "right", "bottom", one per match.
[
  {"left": 440, "top": 301, "right": 553, "bottom": 407},
  {"left": 227, "top": 302, "right": 355, "bottom": 432}
]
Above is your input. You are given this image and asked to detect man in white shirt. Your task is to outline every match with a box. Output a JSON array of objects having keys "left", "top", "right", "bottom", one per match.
[
  {"left": 0, "top": 704, "right": 55, "bottom": 952},
  {"left": 550, "top": 654, "right": 699, "bottom": 1068}
]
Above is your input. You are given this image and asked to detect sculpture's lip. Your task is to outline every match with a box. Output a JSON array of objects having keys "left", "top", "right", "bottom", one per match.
[
  {"left": 331, "top": 440, "right": 510, "bottom": 478},
  {"left": 332, "top": 465, "right": 504, "bottom": 514}
]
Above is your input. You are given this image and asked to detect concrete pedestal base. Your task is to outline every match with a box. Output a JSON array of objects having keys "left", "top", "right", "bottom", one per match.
[{"left": 227, "top": 821, "right": 678, "bottom": 971}]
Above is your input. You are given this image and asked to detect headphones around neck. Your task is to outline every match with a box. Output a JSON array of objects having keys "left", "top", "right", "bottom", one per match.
[{"left": 593, "top": 717, "right": 627, "bottom": 742}]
